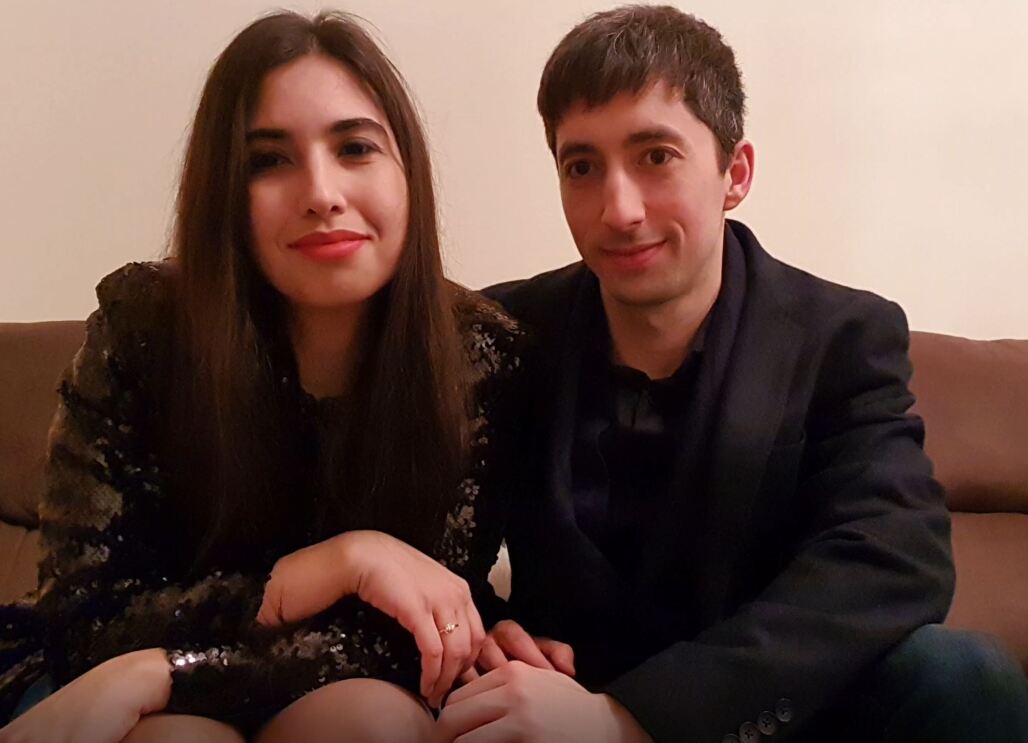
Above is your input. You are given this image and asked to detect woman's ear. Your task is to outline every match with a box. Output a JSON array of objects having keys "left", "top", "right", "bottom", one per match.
[{"left": 723, "top": 139, "right": 755, "bottom": 212}]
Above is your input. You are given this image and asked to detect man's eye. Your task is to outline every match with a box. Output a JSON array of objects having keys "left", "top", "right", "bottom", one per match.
[
  {"left": 566, "top": 160, "right": 592, "bottom": 178},
  {"left": 248, "top": 151, "right": 287, "bottom": 173},
  {"left": 646, "top": 149, "right": 674, "bottom": 166}
]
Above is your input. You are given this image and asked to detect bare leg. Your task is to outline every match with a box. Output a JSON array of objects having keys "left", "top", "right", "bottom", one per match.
[
  {"left": 121, "top": 713, "right": 246, "bottom": 743},
  {"left": 255, "top": 678, "right": 434, "bottom": 743}
]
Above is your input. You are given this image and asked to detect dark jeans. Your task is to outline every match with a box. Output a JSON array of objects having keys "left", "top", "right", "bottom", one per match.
[{"left": 801, "top": 624, "right": 1028, "bottom": 742}]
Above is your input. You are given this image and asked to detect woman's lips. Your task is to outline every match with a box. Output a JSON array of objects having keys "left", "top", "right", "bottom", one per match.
[{"left": 288, "top": 230, "right": 369, "bottom": 261}]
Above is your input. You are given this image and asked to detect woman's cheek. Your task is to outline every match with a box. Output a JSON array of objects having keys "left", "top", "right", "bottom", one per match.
[{"left": 249, "top": 183, "right": 286, "bottom": 258}]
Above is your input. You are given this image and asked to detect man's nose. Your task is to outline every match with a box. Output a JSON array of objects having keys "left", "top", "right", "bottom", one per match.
[{"left": 600, "top": 170, "right": 645, "bottom": 231}]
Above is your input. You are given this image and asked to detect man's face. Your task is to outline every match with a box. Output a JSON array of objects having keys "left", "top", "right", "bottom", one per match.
[{"left": 554, "top": 81, "right": 750, "bottom": 309}]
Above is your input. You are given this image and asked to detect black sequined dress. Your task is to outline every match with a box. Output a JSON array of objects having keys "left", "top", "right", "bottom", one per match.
[{"left": 0, "top": 261, "right": 523, "bottom": 729}]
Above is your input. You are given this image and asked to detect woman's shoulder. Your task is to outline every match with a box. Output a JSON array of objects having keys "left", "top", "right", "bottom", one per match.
[
  {"left": 95, "top": 260, "right": 177, "bottom": 324},
  {"left": 82, "top": 260, "right": 178, "bottom": 381},
  {"left": 450, "top": 283, "right": 524, "bottom": 381},
  {"left": 91, "top": 260, "right": 176, "bottom": 343}
]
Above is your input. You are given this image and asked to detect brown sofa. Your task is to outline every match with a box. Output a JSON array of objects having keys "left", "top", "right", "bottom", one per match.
[{"left": 1, "top": 322, "right": 1026, "bottom": 673}]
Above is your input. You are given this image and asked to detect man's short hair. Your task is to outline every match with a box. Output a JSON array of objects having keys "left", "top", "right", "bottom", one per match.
[{"left": 537, "top": 4, "right": 746, "bottom": 170}]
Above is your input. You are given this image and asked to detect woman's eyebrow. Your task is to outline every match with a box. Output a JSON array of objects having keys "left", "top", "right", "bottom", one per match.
[
  {"left": 246, "top": 117, "right": 389, "bottom": 143},
  {"left": 330, "top": 117, "right": 389, "bottom": 138}
]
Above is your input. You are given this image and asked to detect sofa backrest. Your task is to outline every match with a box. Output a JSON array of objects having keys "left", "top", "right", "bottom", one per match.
[
  {"left": 909, "top": 332, "right": 1028, "bottom": 514},
  {"left": 0, "top": 323, "right": 1026, "bottom": 528},
  {"left": 0, "top": 321, "right": 85, "bottom": 526}
]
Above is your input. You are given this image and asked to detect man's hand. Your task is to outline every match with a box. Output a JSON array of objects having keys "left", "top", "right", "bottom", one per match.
[
  {"left": 468, "top": 620, "right": 575, "bottom": 679},
  {"left": 436, "top": 661, "right": 652, "bottom": 742}
]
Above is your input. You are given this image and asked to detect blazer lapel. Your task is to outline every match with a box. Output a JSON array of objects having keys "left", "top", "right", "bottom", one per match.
[
  {"left": 543, "top": 270, "right": 596, "bottom": 517},
  {"left": 636, "top": 231, "right": 805, "bottom": 628},
  {"left": 691, "top": 294, "right": 803, "bottom": 624}
]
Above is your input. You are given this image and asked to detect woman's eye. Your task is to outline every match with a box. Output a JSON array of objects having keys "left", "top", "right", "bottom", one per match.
[
  {"left": 248, "top": 151, "right": 287, "bottom": 173},
  {"left": 340, "top": 140, "right": 378, "bottom": 158}
]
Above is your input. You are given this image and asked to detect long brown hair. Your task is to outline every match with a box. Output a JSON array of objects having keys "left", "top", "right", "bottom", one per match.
[{"left": 165, "top": 11, "right": 468, "bottom": 568}]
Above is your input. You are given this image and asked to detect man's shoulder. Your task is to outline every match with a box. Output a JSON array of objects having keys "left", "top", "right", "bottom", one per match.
[
  {"left": 734, "top": 221, "right": 906, "bottom": 334},
  {"left": 481, "top": 262, "right": 590, "bottom": 328}
]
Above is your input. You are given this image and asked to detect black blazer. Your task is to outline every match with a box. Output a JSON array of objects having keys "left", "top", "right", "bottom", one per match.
[{"left": 484, "top": 220, "right": 954, "bottom": 742}]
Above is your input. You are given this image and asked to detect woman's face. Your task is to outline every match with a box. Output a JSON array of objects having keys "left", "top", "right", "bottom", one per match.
[{"left": 246, "top": 53, "right": 408, "bottom": 311}]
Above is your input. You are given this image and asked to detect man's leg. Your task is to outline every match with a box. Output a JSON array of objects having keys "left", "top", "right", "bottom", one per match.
[{"left": 806, "top": 624, "right": 1028, "bottom": 742}]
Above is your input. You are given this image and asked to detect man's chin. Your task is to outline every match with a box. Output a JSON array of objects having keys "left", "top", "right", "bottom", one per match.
[{"left": 601, "top": 282, "right": 686, "bottom": 311}]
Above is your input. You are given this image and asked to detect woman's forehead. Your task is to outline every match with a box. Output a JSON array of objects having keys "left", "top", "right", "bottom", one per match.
[{"left": 251, "top": 53, "right": 388, "bottom": 131}]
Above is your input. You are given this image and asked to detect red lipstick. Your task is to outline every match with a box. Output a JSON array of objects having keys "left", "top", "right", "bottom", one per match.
[{"left": 288, "top": 230, "right": 369, "bottom": 261}]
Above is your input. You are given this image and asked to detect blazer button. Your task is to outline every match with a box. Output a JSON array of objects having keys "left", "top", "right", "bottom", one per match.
[
  {"left": 740, "top": 721, "right": 761, "bottom": 742},
  {"left": 721, "top": 736, "right": 741, "bottom": 743},
  {"left": 775, "top": 698, "right": 794, "bottom": 723},
  {"left": 757, "top": 711, "right": 778, "bottom": 735}
]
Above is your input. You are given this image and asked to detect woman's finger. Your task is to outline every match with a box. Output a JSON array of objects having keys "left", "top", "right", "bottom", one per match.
[
  {"left": 465, "top": 599, "right": 487, "bottom": 663},
  {"left": 475, "top": 636, "right": 510, "bottom": 673},
  {"left": 430, "top": 608, "right": 472, "bottom": 708},
  {"left": 255, "top": 583, "right": 283, "bottom": 627},
  {"left": 401, "top": 603, "right": 444, "bottom": 700}
]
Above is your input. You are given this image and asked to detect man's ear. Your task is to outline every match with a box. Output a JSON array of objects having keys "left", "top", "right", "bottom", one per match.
[{"left": 723, "top": 139, "right": 755, "bottom": 211}]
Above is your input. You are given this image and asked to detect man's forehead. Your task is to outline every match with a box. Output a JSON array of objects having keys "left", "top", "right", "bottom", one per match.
[
  {"left": 554, "top": 82, "right": 697, "bottom": 148},
  {"left": 570, "top": 78, "right": 685, "bottom": 113}
]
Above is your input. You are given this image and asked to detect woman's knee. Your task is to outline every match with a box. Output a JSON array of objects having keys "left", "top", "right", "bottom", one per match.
[
  {"left": 122, "top": 713, "right": 246, "bottom": 743},
  {"left": 256, "top": 678, "right": 433, "bottom": 743}
]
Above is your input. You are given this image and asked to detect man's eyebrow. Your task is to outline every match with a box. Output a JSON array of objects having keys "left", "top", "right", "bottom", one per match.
[
  {"left": 556, "top": 142, "right": 598, "bottom": 165},
  {"left": 245, "top": 117, "right": 389, "bottom": 143},
  {"left": 625, "top": 126, "right": 685, "bottom": 147},
  {"left": 556, "top": 127, "right": 687, "bottom": 163}
]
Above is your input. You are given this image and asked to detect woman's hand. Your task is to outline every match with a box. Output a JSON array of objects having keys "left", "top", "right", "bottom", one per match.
[
  {"left": 256, "top": 534, "right": 354, "bottom": 627},
  {"left": 0, "top": 648, "right": 171, "bottom": 743},
  {"left": 257, "top": 530, "right": 486, "bottom": 708},
  {"left": 465, "top": 619, "right": 576, "bottom": 679}
]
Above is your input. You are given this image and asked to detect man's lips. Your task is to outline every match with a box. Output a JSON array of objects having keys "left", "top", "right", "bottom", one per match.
[
  {"left": 600, "top": 240, "right": 666, "bottom": 269},
  {"left": 601, "top": 239, "right": 665, "bottom": 257}
]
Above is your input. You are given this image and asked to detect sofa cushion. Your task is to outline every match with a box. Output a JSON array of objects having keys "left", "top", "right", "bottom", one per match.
[
  {"left": 0, "top": 321, "right": 85, "bottom": 527},
  {"left": 945, "top": 511, "right": 1028, "bottom": 672},
  {"left": 909, "top": 333, "right": 1028, "bottom": 514}
]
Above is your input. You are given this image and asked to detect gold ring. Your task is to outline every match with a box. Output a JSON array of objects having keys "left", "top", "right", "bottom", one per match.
[{"left": 439, "top": 623, "right": 459, "bottom": 635}]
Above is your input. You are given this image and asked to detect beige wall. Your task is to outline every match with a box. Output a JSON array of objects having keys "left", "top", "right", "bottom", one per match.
[{"left": 2, "top": 1, "right": 1025, "bottom": 338}]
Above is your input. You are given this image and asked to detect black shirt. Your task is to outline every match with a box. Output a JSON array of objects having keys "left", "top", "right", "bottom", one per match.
[{"left": 569, "top": 232, "right": 746, "bottom": 586}]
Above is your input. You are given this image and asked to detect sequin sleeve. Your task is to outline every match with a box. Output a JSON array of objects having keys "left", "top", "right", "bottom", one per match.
[
  {"left": 435, "top": 294, "right": 528, "bottom": 628},
  {"left": 35, "top": 264, "right": 416, "bottom": 726}
]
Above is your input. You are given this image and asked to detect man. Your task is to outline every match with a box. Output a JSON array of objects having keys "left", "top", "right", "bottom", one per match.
[{"left": 437, "top": 5, "right": 1028, "bottom": 742}]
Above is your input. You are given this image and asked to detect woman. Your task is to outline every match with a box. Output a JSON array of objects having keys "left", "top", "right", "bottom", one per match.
[{"left": 0, "top": 11, "right": 557, "bottom": 742}]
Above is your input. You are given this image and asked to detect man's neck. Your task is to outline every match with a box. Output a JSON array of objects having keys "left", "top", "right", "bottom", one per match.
[
  {"left": 288, "top": 304, "right": 367, "bottom": 399},
  {"left": 601, "top": 270, "right": 722, "bottom": 381}
]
